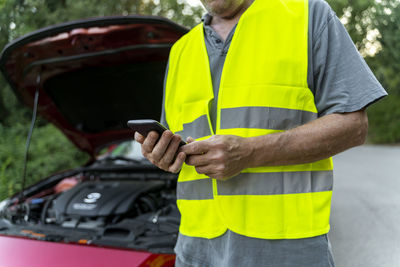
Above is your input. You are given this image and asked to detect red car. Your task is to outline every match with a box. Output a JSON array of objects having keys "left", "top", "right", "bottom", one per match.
[{"left": 0, "top": 16, "right": 187, "bottom": 267}]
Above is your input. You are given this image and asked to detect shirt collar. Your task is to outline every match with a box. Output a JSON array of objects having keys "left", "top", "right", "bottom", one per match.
[{"left": 201, "top": 13, "right": 213, "bottom": 26}]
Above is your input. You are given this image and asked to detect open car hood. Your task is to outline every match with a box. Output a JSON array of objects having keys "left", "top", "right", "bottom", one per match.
[{"left": 0, "top": 16, "right": 187, "bottom": 156}]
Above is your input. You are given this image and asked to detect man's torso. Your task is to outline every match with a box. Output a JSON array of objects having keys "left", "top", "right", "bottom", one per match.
[{"left": 164, "top": 0, "right": 386, "bottom": 265}]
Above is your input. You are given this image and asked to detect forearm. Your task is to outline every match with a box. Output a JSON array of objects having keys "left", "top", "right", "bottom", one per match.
[{"left": 245, "top": 110, "right": 368, "bottom": 167}]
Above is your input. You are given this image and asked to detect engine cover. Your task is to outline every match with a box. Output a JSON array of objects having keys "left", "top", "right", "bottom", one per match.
[{"left": 53, "top": 180, "right": 164, "bottom": 217}]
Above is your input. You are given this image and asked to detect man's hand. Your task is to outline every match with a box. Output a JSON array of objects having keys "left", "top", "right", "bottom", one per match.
[
  {"left": 242, "top": 110, "right": 369, "bottom": 168},
  {"left": 135, "top": 110, "right": 367, "bottom": 177},
  {"left": 181, "top": 135, "right": 252, "bottom": 180},
  {"left": 134, "top": 130, "right": 186, "bottom": 173},
  {"left": 180, "top": 110, "right": 368, "bottom": 179}
]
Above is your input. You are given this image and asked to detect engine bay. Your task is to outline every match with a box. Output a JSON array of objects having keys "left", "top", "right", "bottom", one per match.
[{"left": 0, "top": 169, "right": 180, "bottom": 254}]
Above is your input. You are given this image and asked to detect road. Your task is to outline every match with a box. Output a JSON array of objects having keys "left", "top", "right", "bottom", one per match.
[{"left": 329, "top": 145, "right": 400, "bottom": 267}]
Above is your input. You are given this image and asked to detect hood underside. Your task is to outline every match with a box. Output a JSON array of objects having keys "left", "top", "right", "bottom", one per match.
[{"left": 0, "top": 16, "right": 188, "bottom": 156}]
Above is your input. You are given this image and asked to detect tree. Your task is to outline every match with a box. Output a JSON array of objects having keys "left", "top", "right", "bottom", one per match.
[
  {"left": 0, "top": 0, "right": 204, "bottom": 200},
  {"left": 326, "top": 0, "right": 400, "bottom": 143},
  {"left": 0, "top": 0, "right": 203, "bottom": 126}
]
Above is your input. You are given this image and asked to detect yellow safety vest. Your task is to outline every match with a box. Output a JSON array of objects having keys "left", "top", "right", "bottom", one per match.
[{"left": 165, "top": 0, "right": 333, "bottom": 239}]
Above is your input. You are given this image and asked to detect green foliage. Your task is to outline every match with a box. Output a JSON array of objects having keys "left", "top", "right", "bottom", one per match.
[
  {"left": 0, "top": 0, "right": 204, "bottom": 200},
  {"left": 367, "top": 1, "right": 400, "bottom": 93},
  {"left": 367, "top": 94, "right": 400, "bottom": 143},
  {"left": 326, "top": 0, "right": 400, "bottom": 143},
  {"left": 1, "top": 0, "right": 203, "bottom": 44},
  {"left": 326, "top": 0, "right": 373, "bottom": 52},
  {"left": 0, "top": 0, "right": 399, "bottom": 200},
  {"left": 0, "top": 122, "right": 89, "bottom": 200},
  {"left": 0, "top": 0, "right": 203, "bottom": 126}
]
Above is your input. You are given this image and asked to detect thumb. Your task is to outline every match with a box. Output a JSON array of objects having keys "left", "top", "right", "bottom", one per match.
[{"left": 186, "top": 136, "right": 195, "bottom": 143}]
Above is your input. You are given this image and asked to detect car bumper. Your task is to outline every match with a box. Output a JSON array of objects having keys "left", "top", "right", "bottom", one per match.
[{"left": 0, "top": 234, "right": 175, "bottom": 267}]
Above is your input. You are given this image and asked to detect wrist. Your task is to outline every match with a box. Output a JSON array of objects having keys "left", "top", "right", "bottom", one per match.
[
  {"left": 241, "top": 136, "right": 258, "bottom": 169},
  {"left": 244, "top": 133, "right": 280, "bottom": 168}
]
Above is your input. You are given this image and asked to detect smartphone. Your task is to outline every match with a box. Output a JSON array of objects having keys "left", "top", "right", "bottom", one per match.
[{"left": 127, "top": 119, "right": 186, "bottom": 146}]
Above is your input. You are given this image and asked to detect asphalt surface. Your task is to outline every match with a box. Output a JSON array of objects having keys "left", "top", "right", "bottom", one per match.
[{"left": 328, "top": 145, "right": 400, "bottom": 267}]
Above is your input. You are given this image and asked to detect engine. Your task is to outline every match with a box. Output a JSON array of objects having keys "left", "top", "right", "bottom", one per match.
[
  {"left": 52, "top": 180, "right": 165, "bottom": 227},
  {"left": 0, "top": 177, "right": 180, "bottom": 253}
]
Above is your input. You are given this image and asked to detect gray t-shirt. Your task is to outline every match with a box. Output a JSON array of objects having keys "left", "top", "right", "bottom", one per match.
[
  {"left": 161, "top": 0, "right": 386, "bottom": 129},
  {"left": 161, "top": 0, "right": 387, "bottom": 266}
]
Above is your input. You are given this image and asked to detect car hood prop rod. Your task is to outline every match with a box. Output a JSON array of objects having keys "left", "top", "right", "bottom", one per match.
[{"left": 19, "top": 73, "right": 41, "bottom": 204}]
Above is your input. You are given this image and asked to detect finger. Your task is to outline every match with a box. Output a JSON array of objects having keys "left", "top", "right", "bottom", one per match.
[
  {"left": 142, "top": 131, "right": 159, "bottom": 153},
  {"left": 195, "top": 165, "right": 210, "bottom": 175},
  {"left": 207, "top": 173, "right": 221, "bottom": 179},
  {"left": 169, "top": 152, "right": 186, "bottom": 173},
  {"left": 202, "top": 171, "right": 225, "bottom": 180},
  {"left": 159, "top": 135, "right": 182, "bottom": 168},
  {"left": 152, "top": 130, "right": 174, "bottom": 161},
  {"left": 134, "top": 132, "right": 145, "bottom": 144},
  {"left": 186, "top": 136, "right": 195, "bottom": 143},
  {"left": 180, "top": 140, "right": 209, "bottom": 155},
  {"left": 185, "top": 153, "right": 210, "bottom": 166},
  {"left": 194, "top": 165, "right": 224, "bottom": 179},
  {"left": 175, "top": 134, "right": 186, "bottom": 147},
  {"left": 217, "top": 175, "right": 233, "bottom": 181}
]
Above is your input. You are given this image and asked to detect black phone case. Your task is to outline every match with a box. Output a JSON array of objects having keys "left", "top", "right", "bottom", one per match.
[
  {"left": 127, "top": 119, "right": 186, "bottom": 146},
  {"left": 127, "top": 119, "right": 167, "bottom": 136}
]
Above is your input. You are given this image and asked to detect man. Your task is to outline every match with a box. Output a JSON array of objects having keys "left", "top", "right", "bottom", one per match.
[{"left": 135, "top": 0, "right": 387, "bottom": 266}]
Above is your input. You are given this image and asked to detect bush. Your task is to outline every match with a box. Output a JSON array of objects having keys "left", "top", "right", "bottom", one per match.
[
  {"left": 367, "top": 94, "right": 400, "bottom": 143},
  {"left": 0, "top": 122, "right": 89, "bottom": 200}
]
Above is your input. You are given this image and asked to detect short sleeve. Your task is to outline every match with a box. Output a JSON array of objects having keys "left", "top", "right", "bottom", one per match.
[{"left": 311, "top": 2, "right": 387, "bottom": 116}]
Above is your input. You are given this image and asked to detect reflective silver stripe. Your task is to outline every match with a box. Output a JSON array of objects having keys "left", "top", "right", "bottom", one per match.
[
  {"left": 217, "top": 171, "right": 333, "bottom": 195},
  {"left": 177, "top": 179, "right": 214, "bottom": 200},
  {"left": 175, "top": 115, "right": 212, "bottom": 140},
  {"left": 220, "top": 106, "right": 317, "bottom": 130}
]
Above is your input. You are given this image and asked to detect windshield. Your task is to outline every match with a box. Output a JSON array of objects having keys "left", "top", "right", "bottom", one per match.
[{"left": 107, "top": 140, "right": 147, "bottom": 161}]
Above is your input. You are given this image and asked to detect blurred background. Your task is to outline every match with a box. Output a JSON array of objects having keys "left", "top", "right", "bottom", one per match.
[
  {"left": 0, "top": 1, "right": 399, "bottom": 266},
  {"left": 0, "top": 0, "right": 400, "bottom": 199},
  {"left": 0, "top": 0, "right": 398, "bottom": 214},
  {"left": 0, "top": 0, "right": 206, "bottom": 200},
  {"left": 0, "top": 0, "right": 400, "bottom": 203}
]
